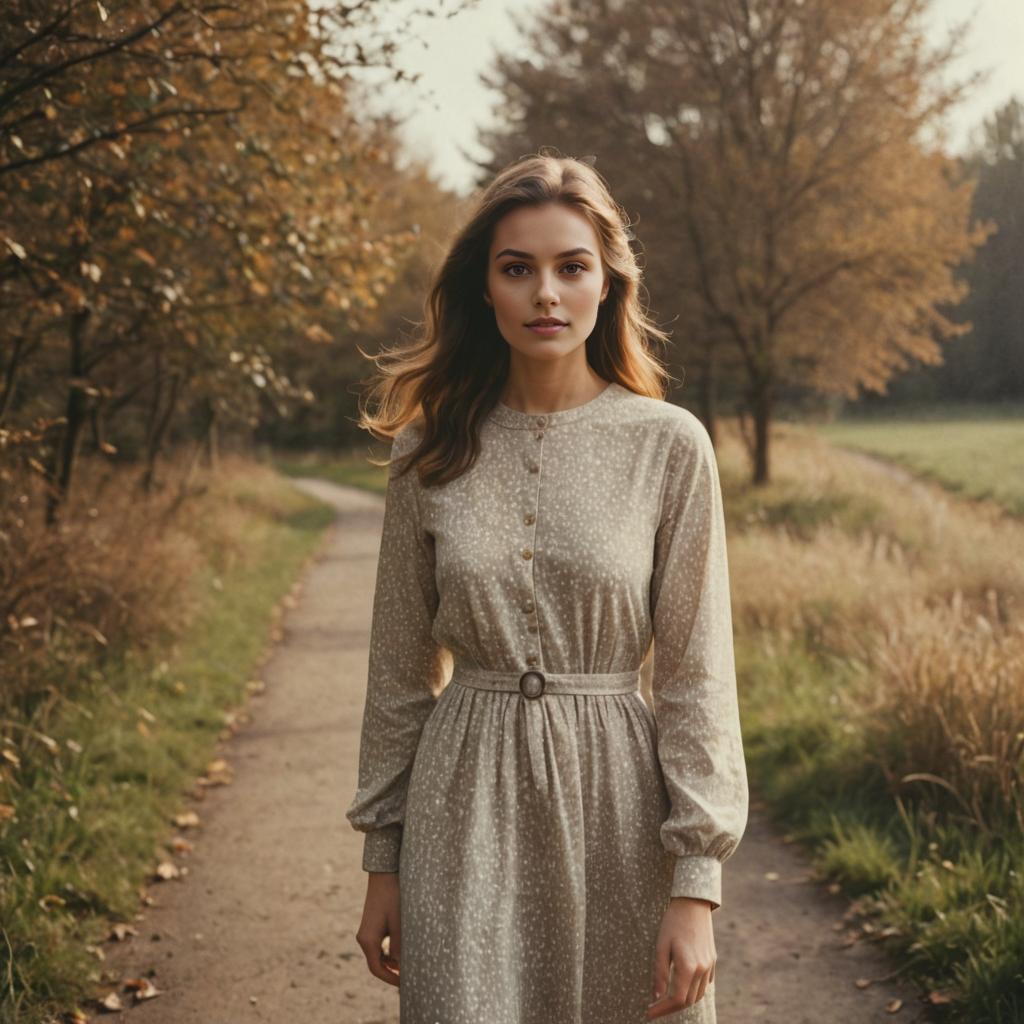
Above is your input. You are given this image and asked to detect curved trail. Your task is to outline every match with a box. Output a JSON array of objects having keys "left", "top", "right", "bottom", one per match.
[{"left": 102, "top": 477, "right": 928, "bottom": 1023}]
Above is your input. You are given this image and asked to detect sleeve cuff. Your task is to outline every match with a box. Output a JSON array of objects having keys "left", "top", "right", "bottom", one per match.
[
  {"left": 362, "top": 824, "right": 403, "bottom": 873},
  {"left": 670, "top": 855, "right": 722, "bottom": 910}
]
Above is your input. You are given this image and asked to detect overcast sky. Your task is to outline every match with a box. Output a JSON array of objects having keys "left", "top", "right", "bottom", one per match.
[{"left": 360, "top": 0, "right": 1024, "bottom": 196}]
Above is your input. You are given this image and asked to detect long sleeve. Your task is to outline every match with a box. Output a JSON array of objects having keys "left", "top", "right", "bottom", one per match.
[
  {"left": 344, "top": 425, "right": 446, "bottom": 873},
  {"left": 649, "top": 413, "right": 749, "bottom": 911}
]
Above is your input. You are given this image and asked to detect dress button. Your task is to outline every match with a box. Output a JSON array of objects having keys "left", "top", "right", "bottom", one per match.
[
  {"left": 535, "top": 416, "right": 547, "bottom": 428},
  {"left": 527, "top": 624, "right": 538, "bottom": 634},
  {"left": 523, "top": 599, "right": 535, "bottom": 613},
  {"left": 527, "top": 462, "right": 539, "bottom": 474},
  {"left": 524, "top": 513, "right": 536, "bottom": 526},
  {"left": 526, "top": 653, "right": 539, "bottom": 666},
  {"left": 535, "top": 432, "right": 544, "bottom": 441},
  {"left": 519, "top": 670, "right": 545, "bottom": 698},
  {"left": 522, "top": 548, "right": 533, "bottom": 560}
]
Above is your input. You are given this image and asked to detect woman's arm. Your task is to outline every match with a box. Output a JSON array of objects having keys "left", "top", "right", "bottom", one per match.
[
  {"left": 345, "top": 425, "right": 446, "bottom": 872},
  {"left": 648, "top": 411, "right": 749, "bottom": 910},
  {"left": 345, "top": 426, "right": 446, "bottom": 988},
  {"left": 645, "top": 412, "right": 749, "bottom": 1018}
]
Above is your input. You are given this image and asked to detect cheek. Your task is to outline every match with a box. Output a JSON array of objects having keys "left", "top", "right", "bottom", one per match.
[{"left": 488, "top": 276, "right": 518, "bottom": 313}]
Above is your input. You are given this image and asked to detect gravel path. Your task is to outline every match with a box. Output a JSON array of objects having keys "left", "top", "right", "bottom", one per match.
[{"left": 100, "top": 477, "right": 929, "bottom": 1023}]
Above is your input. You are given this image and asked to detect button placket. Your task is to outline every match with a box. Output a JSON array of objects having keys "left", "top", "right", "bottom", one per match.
[{"left": 520, "top": 417, "right": 547, "bottom": 671}]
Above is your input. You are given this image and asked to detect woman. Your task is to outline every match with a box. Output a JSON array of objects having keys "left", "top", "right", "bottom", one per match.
[{"left": 345, "top": 152, "right": 749, "bottom": 1024}]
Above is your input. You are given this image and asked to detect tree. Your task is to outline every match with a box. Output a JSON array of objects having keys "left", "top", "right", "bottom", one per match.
[{"left": 476, "top": 0, "right": 988, "bottom": 482}]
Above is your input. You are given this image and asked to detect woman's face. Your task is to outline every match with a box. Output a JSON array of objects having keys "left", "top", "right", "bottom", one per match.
[{"left": 484, "top": 202, "right": 610, "bottom": 365}]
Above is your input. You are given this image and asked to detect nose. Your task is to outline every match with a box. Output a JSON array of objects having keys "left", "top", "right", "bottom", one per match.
[{"left": 533, "top": 269, "right": 559, "bottom": 308}]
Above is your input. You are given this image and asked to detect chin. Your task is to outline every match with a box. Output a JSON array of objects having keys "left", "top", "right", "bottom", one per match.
[{"left": 509, "top": 339, "right": 585, "bottom": 361}]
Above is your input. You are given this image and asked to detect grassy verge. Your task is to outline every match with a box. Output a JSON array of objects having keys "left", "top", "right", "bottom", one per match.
[
  {"left": 722, "top": 422, "right": 1024, "bottom": 1023},
  {"left": 0, "top": 460, "right": 336, "bottom": 1024},
  {"left": 736, "top": 635, "right": 1024, "bottom": 1023}
]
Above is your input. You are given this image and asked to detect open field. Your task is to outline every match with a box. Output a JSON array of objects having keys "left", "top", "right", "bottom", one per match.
[{"left": 808, "top": 404, "right": 1024, "bottom": 518}]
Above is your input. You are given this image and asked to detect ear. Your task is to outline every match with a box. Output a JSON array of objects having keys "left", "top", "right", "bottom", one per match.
[
  {"left": 600, "top": 280, "right": 610, "bottom": 303},
  {"left": 483, "top": 290, "right": 492, "bottom": 307}
]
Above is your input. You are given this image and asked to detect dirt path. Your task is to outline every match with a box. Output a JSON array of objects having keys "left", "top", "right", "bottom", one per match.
[{"left": 101, "top": 478, "right": 929, "bottom": 1023}]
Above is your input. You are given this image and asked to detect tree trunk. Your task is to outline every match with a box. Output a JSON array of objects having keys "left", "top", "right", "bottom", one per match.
[
  {"left": 45, "top": 309, "right": 91, "bottom": 526},
  {"left": 750, "top": 377, "right": 772, "bottom": 485},
  {"left": 203, "top": 400, "right": 220, "bottom": 471}
]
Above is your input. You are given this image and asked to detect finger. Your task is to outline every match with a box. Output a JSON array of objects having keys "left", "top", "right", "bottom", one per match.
[
  {"left": 645, "top": 969, "right": 685, "bottom": 1022},
  {"left": 650, "top": 943, "right": 671, "bottom": 1003},
  {"left": 670, "top": 960, "right": 695, "bottom": 1009},
  {"left": 361, "top": 935, "right": 399, "bottom": 988},
  {"left": 390, "top": 922, "right": 402, "bottom": 963},
  {"left": 689, "top": 965, "right": 710, "bottom": 1006}
]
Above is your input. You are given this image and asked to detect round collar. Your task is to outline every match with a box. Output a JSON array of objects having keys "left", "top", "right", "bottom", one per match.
[{"left": 487, "top": 380, "right": 621, "bottom": 430}]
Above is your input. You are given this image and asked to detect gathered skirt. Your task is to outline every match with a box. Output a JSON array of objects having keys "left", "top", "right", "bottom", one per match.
[{"left": 397, "top": 676, "right": 717, "bottom": 1024}]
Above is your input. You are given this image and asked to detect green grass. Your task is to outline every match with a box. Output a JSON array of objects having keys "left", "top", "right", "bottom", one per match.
[
  {"left": 807, "top": 405, "right": 1024, "bottom": 518},
  {"left": 735, "top": 633, "right": 1024, "bottom": 1023},
  {"left": 274, "top": 445, "right": 390, "bottom": 493},
  {"left": 0, "top": 475, "right": 336, "bottom": 1024}
]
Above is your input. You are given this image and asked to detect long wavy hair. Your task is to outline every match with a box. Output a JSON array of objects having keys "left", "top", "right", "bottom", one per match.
[{"left": 357, "top": 151, "right": 673, "bottom": 487}]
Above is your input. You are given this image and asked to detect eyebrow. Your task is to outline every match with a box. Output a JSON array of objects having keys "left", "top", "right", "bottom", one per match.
[{"left": 494, "top": 247, "right": 595, "bottom": 261}]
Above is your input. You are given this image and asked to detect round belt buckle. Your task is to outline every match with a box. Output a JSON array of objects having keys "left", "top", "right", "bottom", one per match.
[{"left": 518, "top": 670, "right": 545, "bottom": 699}]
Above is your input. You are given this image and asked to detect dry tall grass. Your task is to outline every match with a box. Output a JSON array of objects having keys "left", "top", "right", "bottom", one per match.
[
  {"left": 719, "top": 422, "right": 1024, "bottom": 836},
  {"left": 0, "top": 452, "right": 285, "bottom": 707}
]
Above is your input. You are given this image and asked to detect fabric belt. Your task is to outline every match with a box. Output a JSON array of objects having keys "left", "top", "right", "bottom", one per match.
[{"left": 450, "top": 661, "right": 641, "bottom": 700}]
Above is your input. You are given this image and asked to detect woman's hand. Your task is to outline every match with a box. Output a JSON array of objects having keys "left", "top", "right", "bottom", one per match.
[
  {"left": 355, "top": 871, "right": 402, "bottom": 987},
  {"left": 645, "top": 896, "right": 716, "bottom": 1020}
]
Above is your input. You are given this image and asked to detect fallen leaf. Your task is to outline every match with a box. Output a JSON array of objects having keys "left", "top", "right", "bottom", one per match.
[
  {"left": 110, "top": 922, "right": 138, "bottom": 941},
  {"left": 124, "top": 977, "right": 162, "bottom": 1001},
  {"left": 154, "top": 860, "right": 180, "bottom": 881},
  {"left": 928, "top": 990, "right": 954, "bottom": 1005},
  {"left": 764, "top": 871, "right": 779, "bottom": 881},
  {"left": 98, "top": 991, "right": 123, "bottom": 1011},
  {"left": 886, "top": 998, "right": 903, "bottom": 1013},
  {"left": 171, "top": 836, "right": 194, "bottom": 854},
  {"left": 854, "top": 978, "right": 872, "bottom": 989},
  {"left": 174, "top": 810, "right": 201, "bottom": 828}
]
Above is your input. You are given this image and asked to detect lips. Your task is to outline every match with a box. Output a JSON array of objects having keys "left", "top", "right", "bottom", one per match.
[{"left": 526, "top": 318, "right": 567, "bottom": 326}]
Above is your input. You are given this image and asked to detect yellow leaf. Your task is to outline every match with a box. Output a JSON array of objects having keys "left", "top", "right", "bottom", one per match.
[{"left": 154, "top": 860, "right": 179, "bottom": 880}]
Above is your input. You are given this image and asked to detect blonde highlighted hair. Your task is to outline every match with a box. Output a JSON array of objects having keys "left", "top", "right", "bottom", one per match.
[{"left": 358, "top": 150, "right": 673, "bottom": 486}]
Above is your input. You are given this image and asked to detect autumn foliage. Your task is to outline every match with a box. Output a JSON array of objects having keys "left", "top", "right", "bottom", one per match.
[{"left": 0, "top": 0, "right": 446, "bottom": 695}]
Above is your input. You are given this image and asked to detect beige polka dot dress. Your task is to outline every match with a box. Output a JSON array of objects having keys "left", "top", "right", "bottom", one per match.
[{"left": 345, "top": 380, "right": 749, "bottom": 1023}]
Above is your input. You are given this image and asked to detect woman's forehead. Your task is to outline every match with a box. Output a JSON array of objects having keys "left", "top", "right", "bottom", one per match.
[{"left": 490, "top": 203, "right": 600, "bottom": 256}]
